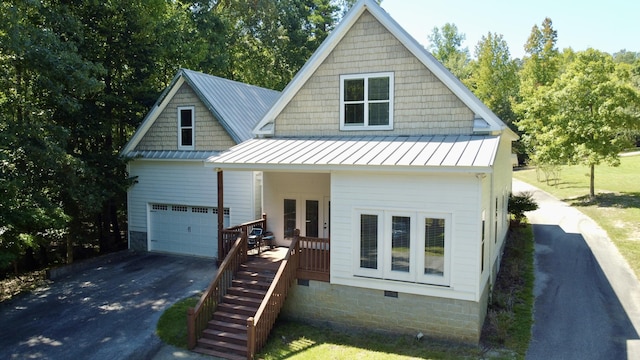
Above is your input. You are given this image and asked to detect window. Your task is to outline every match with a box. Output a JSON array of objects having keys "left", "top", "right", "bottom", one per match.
[
  {"left": 340, "top": 72, "right": 394, "bottom": 130},
  {"left": 360, "top": 214, "right": 379, "bottom": 270},
  {"left": 178, "top": 106, "right": 195, "bottom": 150},
  {"left": 355, "top": 210, "right": 450, "bottom": 286}
]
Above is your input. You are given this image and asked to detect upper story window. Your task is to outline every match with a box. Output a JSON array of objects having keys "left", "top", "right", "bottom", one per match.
[
  {"left": 178, "top": 106, "right": 195, "bottom": 150},
  {"left": 340, "top": 72, "right": 394, "bottom": 130}
]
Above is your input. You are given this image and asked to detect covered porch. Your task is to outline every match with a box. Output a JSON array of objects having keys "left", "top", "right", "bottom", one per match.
[{"left": 220, "top": 217, "right": 330, "bottom": 282}]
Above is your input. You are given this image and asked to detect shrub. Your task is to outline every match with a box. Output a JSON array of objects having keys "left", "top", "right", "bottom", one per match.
[{"left": 508, "top": 192, "right": 538, "bottom": 225}]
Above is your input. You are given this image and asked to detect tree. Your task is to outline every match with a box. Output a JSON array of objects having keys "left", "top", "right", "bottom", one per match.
[
  {"left": 427, "top": 23, "right": 471, "bottom": 80},
  {"left": 514, "top": 18, "right": 560, "bottom": 165},
  {"left": 519, "top": 18, "right": 559, "bottom": 96},
  {"left": 466, "top": 32, "right": 519, "bottom": 127},
  {"left": 0, "top": 0, "right": 103, "bottom": 268},
  {"left": 518, "top": 49, "right": 640, "bottom": 197}
]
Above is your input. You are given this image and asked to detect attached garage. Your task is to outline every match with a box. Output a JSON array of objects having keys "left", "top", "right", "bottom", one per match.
[{"left": 148, "top": 204, "right": 229, "bottom": 258}]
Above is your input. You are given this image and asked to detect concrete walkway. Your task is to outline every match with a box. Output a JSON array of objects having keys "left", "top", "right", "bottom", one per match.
[{"left": 513, "top": 179, "right": 640, "bottom": 359}]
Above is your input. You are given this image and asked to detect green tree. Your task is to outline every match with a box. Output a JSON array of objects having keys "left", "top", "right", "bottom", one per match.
[
  {"left": 0, "top": 0, "right": 103, "bottom": 268},
  {"left": 518, "top": 49, "right": 640, "bottom": 197},
  {"left": 467, "top": 32, "right": 519, "bottom": 127},
  {"left": 427, "top": 23, "right": 471, "bottom": 80},
  {"left": 514, "top": 18, "right": 560, "bottom": 164},
  {"left": 519, "top": 18, "right": 559, "bottom": 97}
]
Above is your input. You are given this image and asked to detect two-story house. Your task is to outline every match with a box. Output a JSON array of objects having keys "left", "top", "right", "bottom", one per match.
[{"left": 205, "top": 0, "right": 517, "bottom": 343}]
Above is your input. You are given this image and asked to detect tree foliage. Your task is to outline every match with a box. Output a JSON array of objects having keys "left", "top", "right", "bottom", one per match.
[
  {"left": 427, "top": 23, "right": 471, "bottom": 80},
  {"left": 467, "top": 32, "right": 519, "bottom": 127},
  {"left": 0, "top": 0, "right": 342, "bottom": 274},
  {"left": 517, "top": 49, "right": 640, "bottom": 197}
]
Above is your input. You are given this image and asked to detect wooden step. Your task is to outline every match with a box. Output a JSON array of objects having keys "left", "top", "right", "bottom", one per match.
[
  {"left": 223, "top": 294, "right": 262, "bottom": 308},
  {"left": 196, "top": 337, "right": 247, "bottom": 357},
  {"left": 236, "top": 269, "right": 275, "bottom": 282},
  {"left": 213, "top": 311, "right": 250, "bottom": 325},
  {"left": 193, "top": 346, "right": 246, "bottom": 360},
  {"left": 208, "top": 319, "right": 246, "bottom": 333},
  {"left": 227, "top": 286, "right": 266, "bottom": 299},
  {"left": 232, "top": 278, "right": 272, "bottom": 290},
  {"left": 218, "top": 302, "right": 258, "bottom": 316},
  {"left": 202, "top": 328, "right": 247, "bottom": 345}
]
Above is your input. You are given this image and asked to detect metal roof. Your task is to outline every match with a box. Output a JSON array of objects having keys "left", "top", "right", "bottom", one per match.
[
  {"left": 121, "top": 69, "right": 281, "bottom": 156},
  {"left": 206, "top": 135, "right": 500, "bottom": 173},
  {"left": 127, "top": 150, "right": 220, "bottom": 161},
  {"left": 181, "top": 69, "right": 281, "bottom": 143}
]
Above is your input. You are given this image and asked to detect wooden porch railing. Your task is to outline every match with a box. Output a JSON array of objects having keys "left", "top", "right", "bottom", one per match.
[
  {"left": 246, "top": 235, "right": 300, "bottom": 359},
  {"left": 297, "top": 236, "right": 330, "bottom": 282},
  {"left": 187, "top": 232, "right": 248, "bottom": 349},
  {"left": 220, "top": 215, "right": 267, "bottom": 260}
]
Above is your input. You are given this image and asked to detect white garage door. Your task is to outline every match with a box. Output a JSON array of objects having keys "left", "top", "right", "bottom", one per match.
[{"left": 149, "top": 204, "right": 229, "bottom": 258}]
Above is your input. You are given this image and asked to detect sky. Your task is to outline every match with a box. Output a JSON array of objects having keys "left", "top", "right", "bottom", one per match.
[{"left": 380, "top": 0, "right": 640, "bottom": 59}]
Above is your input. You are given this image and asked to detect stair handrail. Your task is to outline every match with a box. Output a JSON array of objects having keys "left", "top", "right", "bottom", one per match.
[
  {"left": 246, "top": 232, "right": 300, "bottom": 359},
  {"left": 187, "top": 231, "right": 248, "bottom": 349}
]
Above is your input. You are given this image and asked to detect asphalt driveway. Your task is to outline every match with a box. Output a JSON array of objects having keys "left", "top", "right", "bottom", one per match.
[
  {"left": 0, "top": 251, "right": 217, "bottom": 360},
  {"left": 513, "top": 179, "right": 640, "bottom": 359}
]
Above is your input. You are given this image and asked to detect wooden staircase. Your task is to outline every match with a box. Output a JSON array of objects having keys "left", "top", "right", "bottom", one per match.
[{"left": 193, "top": 251, "right": 283, "bottom": 359}]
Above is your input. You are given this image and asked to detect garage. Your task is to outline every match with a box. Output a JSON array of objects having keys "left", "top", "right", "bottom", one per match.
[{"left": 148, "top": 204, "right": 229, "bottom": 258}]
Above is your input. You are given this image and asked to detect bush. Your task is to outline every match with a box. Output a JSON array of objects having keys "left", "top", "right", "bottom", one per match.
[{"left": 508, "top": 192, "right": 538, "bottom": 225}]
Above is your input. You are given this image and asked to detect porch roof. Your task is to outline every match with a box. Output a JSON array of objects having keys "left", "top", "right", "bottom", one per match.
[{"left": 205, "top": 135, "right": 500, "bottom": 173}]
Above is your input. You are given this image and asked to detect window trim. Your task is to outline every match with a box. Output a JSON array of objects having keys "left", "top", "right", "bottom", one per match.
[
  {"left": 354, "top": 209, "right": 384, "bottom": 278},
  {"left": 339, "top": 72, "right": 394, "bottom": 131},
  {"left": 384, "top": 211, "right": 416, "bottom": 282},
  {"left": 416, "top": 212, "right": 451, "bottom": 286},
  {"left": 353, "top": 209, "right": 452, "bottom": 286},
  {"left": 178, "top": 106, "right": 195, "bottom": 150}
]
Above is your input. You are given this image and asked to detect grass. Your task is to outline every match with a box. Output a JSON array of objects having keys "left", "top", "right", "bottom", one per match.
[
  {"left": 513, "top": 154, "right": 640, "bottom": 278},
  {"left": 156, "top": 295, "right": 199, "bottom": 348},
  {"left": 481, "top": 225, "right": 535, "bottom": 359},
  {"left": 256, "top": 320, "right": 485, "bottom": 360}
]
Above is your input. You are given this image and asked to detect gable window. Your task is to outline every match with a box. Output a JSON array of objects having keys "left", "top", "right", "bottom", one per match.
[
  {"left": 178, "top": 106, "right": 195, "bottom": 150},
  {"left": 340, "top": 72, "right": 394, "bottom": 130},
  {"left": 354, "top": 209, "right": 450, "bottom": 286}
]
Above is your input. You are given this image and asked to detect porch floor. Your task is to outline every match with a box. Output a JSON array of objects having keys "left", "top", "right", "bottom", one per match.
[{"left": 246, "top": 246, "right": 288, "bottom": 272}]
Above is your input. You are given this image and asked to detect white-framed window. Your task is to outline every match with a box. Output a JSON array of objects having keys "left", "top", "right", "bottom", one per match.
[
  {"left": 178, "top": 106, "right": 195, "bottom": 150},
  {"left": 340, "top": 72, "right": 394, "bottom": 130},
  {"left": 354, "top": 209, "right": 451, "bottom": 286}
]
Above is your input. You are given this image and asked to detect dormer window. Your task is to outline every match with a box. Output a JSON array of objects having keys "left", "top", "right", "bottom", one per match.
[
  {"left": 340, "top": 72, "right": 394, "bottom": 130},
  {"left": 178, "top": 106, "right": 195, "bottom": 150}
]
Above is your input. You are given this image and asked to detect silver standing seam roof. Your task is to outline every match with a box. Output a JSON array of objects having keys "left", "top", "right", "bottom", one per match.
[
  {"left": 206, "top": 135, "right": 500, "bottom": 173},
  {"left": 181, "top": 69, "right": 281, "bottom": 143},
  {"left": 121, "top": 69, "right": 281, "bottom": 159}
]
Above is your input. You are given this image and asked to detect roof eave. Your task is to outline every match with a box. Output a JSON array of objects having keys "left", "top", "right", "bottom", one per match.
[{"left": 204, "top": 161, "right": 494, "bottom": 174}]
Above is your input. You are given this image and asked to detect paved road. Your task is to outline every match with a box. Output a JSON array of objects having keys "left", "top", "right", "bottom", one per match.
[
  {"left": 513, "top": 180, "right": 640, "bottom": 360},
  {"left": 0, "top": 251, "right": 217, "bottom": 360}
]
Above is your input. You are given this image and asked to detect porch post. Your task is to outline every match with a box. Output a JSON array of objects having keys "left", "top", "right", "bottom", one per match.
[{"left": 217, "top": 168, "right": 224, "bottom": 263}]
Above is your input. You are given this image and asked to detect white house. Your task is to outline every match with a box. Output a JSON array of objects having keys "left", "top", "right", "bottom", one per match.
[
  {"left": 205, "top": 0, "right": 517, "bottom": 343},
  {"left": 121, "top": 69, "right": 280, "bottom": 259}
]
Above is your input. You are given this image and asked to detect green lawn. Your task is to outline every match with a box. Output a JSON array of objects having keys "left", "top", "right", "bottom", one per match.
[{"left": 513, "top": 154, "right": 640, "bottom": 278}]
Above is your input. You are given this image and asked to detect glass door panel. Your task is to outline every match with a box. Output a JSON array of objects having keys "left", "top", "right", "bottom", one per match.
[
  {"left": 284, "top": 199, "right": 296, "bottom": 238},
  {"left": 305, "top": 200, "right": 319, "bottom": 237},
  {"left": 391, "top": 216, "right": 410, "bottom": 272}
]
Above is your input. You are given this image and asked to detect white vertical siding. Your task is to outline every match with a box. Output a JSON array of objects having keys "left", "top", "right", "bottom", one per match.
[
  {"left": 127, "top": 160, "right": 257, "bottom": 233},
  {"left": 331, "top": 171, "right": 482, "bottom": 301}
]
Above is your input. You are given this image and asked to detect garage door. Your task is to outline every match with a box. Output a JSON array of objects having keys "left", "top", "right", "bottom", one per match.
[{"left": 149, "top": 204, "right": 229, "bottom": 258}]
